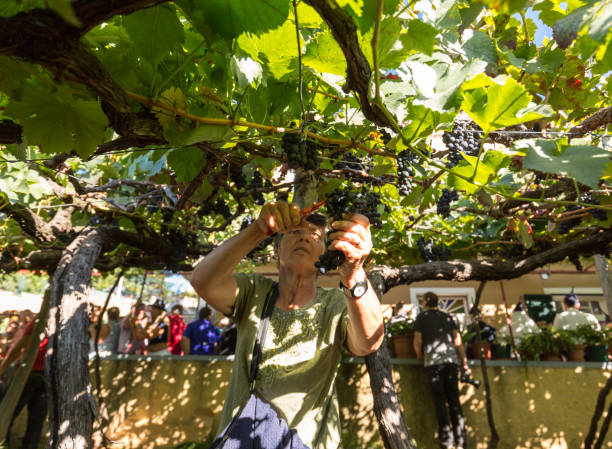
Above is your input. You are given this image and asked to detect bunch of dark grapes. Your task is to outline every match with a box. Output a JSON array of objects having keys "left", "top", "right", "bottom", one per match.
[
  {"left": 248, "top": 170, "right": 266, "bottom": 205},
  {"left": 436, "top": 188, "right": 459, "bottom": 218},
  {"left": 568, "top": 254, "right": 583, "bottom": 271},
  {"left": 222, "top": 163, "right": 247, "bottom": 189},
  {"left": 281, "top": 132, "right": 320, "bottom": 171},
  {"left": 380, "top": 129, "right": 392, "bottom": 144},
  {"left": 212, "top": 198, "right": 232, "bottom": 220},
  {"left": 334, "top": 151, "right": 372, "bottom": 183},
  {"left": 324, "top": 187, "right": 383, "bottom": 227},
  {"left": 396, "top": 150, "right": 417, "bottom": 196},
  {"left": 580, "top": 193, "right": 608, "bottom": 221},
  {"left": 558, "top": 205, "right": 582, "bottom": 234},
  {"left": 315, "top": 187, "right": 385, "bottom": 273},
  {"left": 442, "top": 123, "right": 481, "bottom": 168},
  {"left": 416, "top": 237, "right": 451, "bottom": 263}
]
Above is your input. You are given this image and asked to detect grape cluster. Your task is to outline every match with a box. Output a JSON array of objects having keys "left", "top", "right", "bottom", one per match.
[
  {"left": 213, "top": 198, "right": 232, "bottom": 220},
  {"left": 249, "top": 171, "right": 266, "bottom": 205},
  {"left": 324, "top": 187, "right": 383, "bottom": 227},
  {"left": 315, "top": 187, "right": 385, "bottom": 274},
  {"left": 436, "top": 188, "right": 459, "bottom": 218},
  {"left": 396, "top": 150, "right": 417, "bottom": 196},
  {"left": 223, "top": 163, "right": 247, "bottom": 189},
  {"left": 557, "top": 205, "right": 582, "bottom": 234},
  {"left": 581, "top": 193, "right": 608, "bottom": 221},
  {"left": 417, "top": 237, "right": 451, "bottom": 263},
  {"left": 282, "top": 132, "right": 320, "bottom": 171},
  {"left": 334, "top": 151, "right": 372, "bottom": 183},
  {"left": 442, "top": 123, "right": 481, "bottom": 168},
  {"left": 568, "top": 254, "right": 583, "bottom": 271}
]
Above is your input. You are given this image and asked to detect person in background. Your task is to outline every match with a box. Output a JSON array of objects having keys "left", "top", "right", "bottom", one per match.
[
  {"left": 465, "top": 305, "right": 496, "bottom": 358},
  {"left": 118, "top": 302, "right": 146, "bottom": 354},
  {"left": 496, "top": 300, "right": 541, "bottom": 344},
  {"left": 553, "top": 292, "right": 601, "bottom": 331},
  {"left": 181, "top": 306, "right": 220, "bottom": 355},
  {"left": 414, "top": 291, "right": 470, "bottom": 449},
  {"left": 146, "top": 299, "right": 171, "bottom": 355},
  {"left": 168, "top": 304, "right": 186, "bottom": 355},
  {"left": 0, "top": 314, "right": 48, "bottom": 449},
  {"left": 216, "top": 316, "right": 237, "bottom": 355},
  {"left": 90, "top": 307, "right": 121, "bottom": 356}
]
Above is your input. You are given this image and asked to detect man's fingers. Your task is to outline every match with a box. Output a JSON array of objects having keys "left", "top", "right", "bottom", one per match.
[
  {"left": 289, "top": 203, "right": 302, "bottom": 227},
  {"left": 331, "top": 221, "right": 370, "bottom": 241}
]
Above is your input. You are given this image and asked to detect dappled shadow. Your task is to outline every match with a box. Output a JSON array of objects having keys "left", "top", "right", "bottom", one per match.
[
  {"left": 339, "top": 360, "right": 612, "bottom": 449},
  {"left": 91, "top": 355, "right": 233, "bottom": 449}
]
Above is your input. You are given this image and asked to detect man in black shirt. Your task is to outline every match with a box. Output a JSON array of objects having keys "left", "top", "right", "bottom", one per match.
[{"left": 413, "top": 292, "right": 470, "bottom": 449}]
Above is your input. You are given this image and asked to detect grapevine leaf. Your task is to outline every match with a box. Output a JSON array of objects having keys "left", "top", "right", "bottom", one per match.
[
  {"left": 176, "top": 0, "right": 290, "bottom": 40},
  {"left": 478, "top": 0, "right": 529, "bottom": 15},
  {"left": 401, "top": 19, "right": 438, "bottom": 56},
  {"left": 462, "top": 76, "right": 553, "bottom": 133},
  {"left": 517, "top": 139, "right": 610, "bottom": 188},
  {"left": 587, "top": 0, "right": 612, "bottom": 42},
  {"left": 237, "top": 21, "right": 299, "bottom": 79},
  {"left": 230, "top": 56, "right": 263, "bottom": 88},
  {"left": 463, "top": 31, "right": 497, "bottom": 65},
  {"left": 397, "top": 60, "right": 436, "bottom": 97},
  {"left": 164, "top": 124, "right": 234, "bottom": 147},
  {"left": 517, "top": 220, "right": 534, "bottom": 249},
  {"left": 401, "top": 105, "right": 437, "bottom": 143},
  {"left": 123, "top": 4, "right": 184, "bottom": 65},
  {"left": 447, "top": 155, "right": 495, "bottom": 194},
  {"left": 166, "top": 147, "right": 207, "bottom": 183},
  {"left": 303, "top": 31, "right": 347, "bottom": 77},
  {"left": 416, "top": 59, "right": 487, "bottom": 112},
  {"left": 47, "top": 0, "right": 81, "bottom": 27},
  {"left": 5, "top": 81, "right": 107, "bottom": 157}
]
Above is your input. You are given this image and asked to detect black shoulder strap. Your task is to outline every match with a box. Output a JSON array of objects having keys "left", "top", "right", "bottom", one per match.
[{"left": 248, "top": 282, "right": 278, "bottom": 393}]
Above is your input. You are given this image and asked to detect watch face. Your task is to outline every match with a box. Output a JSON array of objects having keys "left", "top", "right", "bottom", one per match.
[{"left": 353, "top": 284, "right": 367, "bottom": 297}]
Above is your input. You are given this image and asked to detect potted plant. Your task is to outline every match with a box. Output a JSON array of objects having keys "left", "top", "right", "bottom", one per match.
[
  {"left": 386, "top": 316, "right": 416, "bottom": 358},
  {"left": 571, "top": 325, "right": 609, "bottom": 362},
  {"left": 541, "top": 328, "right": 572, "bottom": 361},
  {"left": 517, "top": 331, "right": 547, "bottom": 361}
]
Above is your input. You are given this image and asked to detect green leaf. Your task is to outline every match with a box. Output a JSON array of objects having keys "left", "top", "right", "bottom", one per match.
[
  {"left": 166, "top": 147, "right": 207, "bottom": 182},
  {"left": 479, "top": 0, "right": 529, "bottom": 15},
  {"left": 5, "top": 81, "right": 107, "bottom": 157},
  {"left": 447, "top": 155, "right": 495, "bottom": 194},
  {"left": 47, "top": 0, "right": 81, "bottom": 27},
  {"left": 177, "top": 0, "right": 290, "bottom": 40},
  {"left": 463, "top": 31, "right": 497, "bottom": 65},
  {"left": 164, "top": 124, "right": 234, "bottom": 147},
  {"left": 237, "top": 21, "right": 299, "bottom": 79},
  {"left": 518, "top": 139, "right": 610, "bottom": 188},
  {"left": 303, "top": 31, "right": 347, "bottom": 76},
  {"left": 401, "top": 20, "right": 438, "bottom": 56},
  {"left": 416, "top": 59, "right": 487, "bottom": 112},
  {"left": 462, "top": 76, "right": 553, "bottom": 133},
  {"left": 517, "top": 220, "right": 534, "bottom": 249},
  {"left": 123, "top": 4, "right": 184, "bottom": 65},
  {"left": 588, "top": 0, "right": 612, "bottom": 42},
  {"left": 401, "top": 105, "right": 436, "bottom": 143},
  {"left": 230, "top": 56, "right": 263, "bottom": 88}
]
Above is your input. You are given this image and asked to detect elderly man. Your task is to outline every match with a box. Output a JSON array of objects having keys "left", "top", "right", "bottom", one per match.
[
  {"left": 189, "top": 202, "right": 383, "bottom": 449},
  {"left": 553, "top": 292, "right": 600, "bottom": 331}
]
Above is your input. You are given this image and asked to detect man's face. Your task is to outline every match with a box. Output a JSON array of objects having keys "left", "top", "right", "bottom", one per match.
[{"left": 278, "top": 223, "right": 326, "bottom": 274}]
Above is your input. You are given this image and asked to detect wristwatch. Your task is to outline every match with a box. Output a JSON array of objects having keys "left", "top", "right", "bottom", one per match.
[{"left": 340, "top": 279, "right": 369, "bottom": 298}]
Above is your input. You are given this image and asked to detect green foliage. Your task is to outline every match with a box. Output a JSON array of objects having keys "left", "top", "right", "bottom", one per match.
[
  {"left": 385, "top": 316, "right": 415, "bottom": 337},
  {"left": 0, "top": 0, "right": 611, "bottom": 276},
  {"left": 516, "top": 327, "right": 573, "bottom": 360},
  {"left": 567, "top": 325, "right": 609, "bottom": 346}
]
